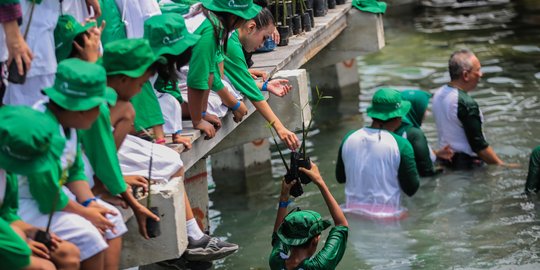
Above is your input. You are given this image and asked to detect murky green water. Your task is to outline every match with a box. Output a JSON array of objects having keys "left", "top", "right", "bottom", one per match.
[{"left": 211, "top": 1, "right": 540, "bottom": 269}]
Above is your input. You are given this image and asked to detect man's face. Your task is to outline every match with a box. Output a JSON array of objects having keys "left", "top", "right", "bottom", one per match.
[{"left": 464, "top": 56, "right": 483, "bottom": 90}]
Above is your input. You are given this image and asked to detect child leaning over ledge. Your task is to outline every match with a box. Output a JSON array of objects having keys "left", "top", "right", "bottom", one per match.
[{"left": 270, "top": 162, "right": 348, "bottom": 270}]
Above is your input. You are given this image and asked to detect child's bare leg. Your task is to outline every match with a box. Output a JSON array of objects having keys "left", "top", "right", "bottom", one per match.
[
  {"left": 80, "top": 251, "right": 105, "bottom": 270},
  {"left": 181, "top": 102, "right": 191, "bottom": 119},
  {"left": 104, "top": 237, "right": 122, "bottom": 270},
  {"left": 153, "top": 125, "right": 166, "bottom": 142},
  {"left": 51, "top": 241, "right": 80, "bottom": 270},
  {"left": 110, "top": 100, "right": 136, "bottom": 149},
  {"left": 24, "top": 257, "right": 56, "bottom": 270}
]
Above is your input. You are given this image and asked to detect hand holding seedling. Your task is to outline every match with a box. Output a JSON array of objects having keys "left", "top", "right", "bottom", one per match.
[
  {"left": 134, "top": 205, "right": 160, "bottom": 239},
  {"left": 298, "top": 162, "right": 324, "bottom": 186},
  {"left": 277, "top": 127, "right": 299, "bottom": 150},
  {"left": 125, "top": 175, "right": 149, "bottom": 194},
  {"left": 280, "top": 178, "right": 296, "bottom": 200}
]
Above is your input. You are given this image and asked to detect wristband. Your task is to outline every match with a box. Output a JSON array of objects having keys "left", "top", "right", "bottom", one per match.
[
  {"left": 155, "top": 138, "right": 166, "bottom": 144},
  {"left": 262, "top": 80, "right": 269, "bottom": 91},
  {"left": 279, "top": 200, "right": 291, "bottom": 208},
  {"left": 81, "top": 197, "right": 98, "bottom": 207},
  {"left": 174, "top": 130, "right": 182, "bottom": 135},
  {"left": 202, "top": 111, "right": 207, "bottom": 117},
  {"left": 230, "top": 100, "right": 241, "bottom": 111}
]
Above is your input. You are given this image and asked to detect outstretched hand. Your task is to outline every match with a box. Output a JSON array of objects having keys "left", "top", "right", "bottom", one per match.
[
  {"left": 134, "top": 205, "right": 160, "bottom": 240},
  {"left": 298, "top": 162, "right": 324, "bottom": 186}
]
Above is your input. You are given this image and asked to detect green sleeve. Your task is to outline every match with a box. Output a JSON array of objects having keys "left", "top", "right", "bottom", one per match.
[
  {"left": 269, "top": 232, "right": 289, "bottom": 270},
  {"left": 457, "top": 91, "right": 489, "bottom": 153},
  {"left": 391, "top": 133, "right": 420, "bottom": 196},
  {"left": 187, "top": 19, "right": 219, "bottom": 90},
  {"left": 224, "top": 32, "right": 265, "bottom": 102},
  {"left": 66, "top": 142, "right": 88, "bottom": 183},
  {"left": 336, "top": 130, "right": 356, "bottom": 184},
  {"left": 27, "top": 166, "right": 69, "bottom": 214},
  {"left": 0, "top": 218, "right": 31, "bottom": 270},
  {"left": 78, "top": 104, "right": 127, "bottom": 195},
  {"left": 0, "top": 0, "right": 19, "bottom": 4},
  {"left": 131, "top": 81, "right": 165, "bottom": 131},
  {"left": 525, "top": 146, "right": 540, "bottom": 193},
  {"left": 0, "top": 173, "right": 21, "bottom": 223},
  {"left": 405, "top": 127, "right": 437, "bottom": 177},
  {"left": 303, "top": 226, "right": 349, "bottom": 270}
]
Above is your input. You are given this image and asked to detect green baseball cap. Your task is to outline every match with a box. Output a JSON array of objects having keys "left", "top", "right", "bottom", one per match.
[
  {"left": 43, "top": 58, "right": 117, "bottom": 111},
  {"left": 276, "top": 210, "right": 331, "bottom": 246},
  {"left": 144, "top": 14, "right": 201, "bottom": 58},
  {"left": 367, "top": 88, "right": 412, "bottom": 121},
  {"left": 54, "top": 14, "right": 96, "bottom": 62},
  {"left": 101, "top": 38, "right": 162, "bottom": 78},
  {"left": 0, "top": 106, "right": 65, "bottom": 175},
  {"left": 201, "top": 0, "right": 262, "bottom": 20}
]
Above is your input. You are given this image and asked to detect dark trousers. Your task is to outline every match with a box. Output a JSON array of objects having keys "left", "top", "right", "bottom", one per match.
[{"left": 439, "top": 152, "right": 484, "bottom": 170}]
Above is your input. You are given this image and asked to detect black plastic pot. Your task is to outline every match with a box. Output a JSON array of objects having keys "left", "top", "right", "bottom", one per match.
[
  {"left": 289, "top": 180, "right": 304, "bottom": 197},
  {"left": 277, "top": 25, "right": 290, "bottom": 46},
  {"left": 146, "top": 207, "right": 161, "bottom": 238},
  {"left": 291, "top": 15, "right": 302, "bottom": 35},
  {"left": 301, "top": 12, "right": 312, "bottom": 32},
  {"left": 306, "top": 8, "right": 315, "bottom": 27},
  {"left": 305, "top": 0, "right": 313, "bottom": 9},
  {"left": 328, "top": 0, "right": 336, "bottom": 9},
  {"left": 313, "top": 0, "right": 327, "bottom": 17},
  {"left": 336, "top": 0, "right": 345, "bottom": 4},
  {"left": 34, "top": 230, "right": 52, "bottom": 250},
  {"left": 277, "top": 1, "right": 293, "bottom": 22},
  {"left": 297, "top": 156, "right": 312, "bottom": 184}
]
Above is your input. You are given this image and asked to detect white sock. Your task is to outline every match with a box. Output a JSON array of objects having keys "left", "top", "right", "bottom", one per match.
[{"left": 186, "top": 218, "right": 205, "bottom": 240}]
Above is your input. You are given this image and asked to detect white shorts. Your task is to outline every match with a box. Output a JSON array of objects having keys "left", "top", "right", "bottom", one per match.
[
  {"left": 156, "top": 92, "right": 183, "bottom": 134},
  {"left": 180, "top": 79, "right": 242, "bottom": 118}
]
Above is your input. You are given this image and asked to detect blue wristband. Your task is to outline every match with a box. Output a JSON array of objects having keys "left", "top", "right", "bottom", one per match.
[
  {"left": 262, "top": 80, "right": 269, "bottom": 91},
  {"left": 202, "top": 111, "right": 207, "bottom": 117},
  {"left": 81, "top": 197, "right": 98, "bottom": 207},
  {"left": 279, "top": 200, "right": 291, "bottom": 208},
  {"left": 174, "top": 130, "right": 182, "bottom": 135},
  {"left": 231, "top": 100, "right": 241, "bottom": 111}
]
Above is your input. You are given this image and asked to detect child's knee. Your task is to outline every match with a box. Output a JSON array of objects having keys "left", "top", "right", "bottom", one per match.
[
  {"left": 26, "top": 256, "right": 56, "bottom": 270},
  {"left": 52, "top": 241, "right": 80, "bottom": 270}
]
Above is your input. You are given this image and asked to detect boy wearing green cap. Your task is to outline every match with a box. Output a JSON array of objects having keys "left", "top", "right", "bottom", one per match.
[
  {"left": 336, "top": 88, "right": 420, "bottom": 220},
  {"left": 54, "top": 14, "right": 102, "bottom": 63},
  {"left": 0, "top": 106, "right": 81, "bottom": 270},
  {"left": 185, "top": 0, "right": 261, "bottom": 139},
  {"left": 19, "top": 58, "right": 126, "bottom": 270},
  {"left": 270, "top": 162, "right": 349, "bottom": 270}
]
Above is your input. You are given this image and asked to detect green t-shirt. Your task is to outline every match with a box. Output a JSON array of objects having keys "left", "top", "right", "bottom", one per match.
[
  {"left": 154, "top": 76, "right": 184, "bottom": 103},
  {"left": 402, "top": 126, "right": 438, "bottom": 177},
  {"left": 131, "top": 81, "right": 166, "bottom": 131},
  {"left": 0, "top": 171, "right": 21, "bottom": 223},
  {"left": 269, "top": 226, "right": 349, "bottom": 270},
  {"left": 525, "top": 146, "right": 540, "bottom": 193},
  {"left": 457, "top": 90, "right": 489, "bottom": 153},
  {"left": 224, "top": 31, "right": 265, "bottom": 102},
  {"left": 187, "top": 14, "right": 223, "bottom": 90},
  {"left": 97, "top": 0, "right": 127, "bottom": 45},
  {"left": 78, "top": 103, "right": 127, "bottom": 195},
  {"left": 0, "top": 218, "right": 31, "bottom": 270}
]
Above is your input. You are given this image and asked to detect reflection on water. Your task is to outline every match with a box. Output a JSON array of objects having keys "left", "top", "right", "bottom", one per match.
[{"left": 212, "top": 1, "right": 540, "bottom": 269}]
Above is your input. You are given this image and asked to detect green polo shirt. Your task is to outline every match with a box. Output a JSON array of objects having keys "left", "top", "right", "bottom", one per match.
[
  {"left": 0, "top": 218, "right": 31, "bottom": 270},
  {"left": 457, "top": 90, "right": 489, "bottom": 153},
  {"left": 78, "top": 103, "right": 127, "bottom": 195},
  {"left": 187, "top": 14, "right": 223, "bottom": 90},
  {"left": 224, "top": 31, "right": 265, "bottom": 102},
  {"left": 0, "top": 171, "right": 21, "bottom": 223},
  {"left": 131, "top": 81, "right": 166, "bottom": 131},
  {"left": 269, "top": 225, "right": 349, "bottom": 270}
]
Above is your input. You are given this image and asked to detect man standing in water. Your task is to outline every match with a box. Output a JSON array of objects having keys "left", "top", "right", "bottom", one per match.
[{"left": 432, "top": 49, "right": 515, "bottom": 169}]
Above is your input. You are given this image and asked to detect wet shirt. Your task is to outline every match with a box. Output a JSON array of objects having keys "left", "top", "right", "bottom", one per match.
[
  {"left": 0, "top": 169, "right": 21, "bottom": 223},
  {"left": 525, "top": 146, "right": 540, "bottom": 193},
  {"left": 269, "top": 226, "right": 349, "bottom": 270},
  {"left": 396, "top": 125, "right": 437, "bottom": 177},
  {"left": 432, "top": 84, "right": 489, "bottom": 156},
  {"left": 78, "top": 103, "right": 127, "bottom": 195},
  {"left": 335, "top": 128, "right": 419, "bottom": 215},
  {"left": 224, "top": 31, "right": 265, "bottom": 102}
]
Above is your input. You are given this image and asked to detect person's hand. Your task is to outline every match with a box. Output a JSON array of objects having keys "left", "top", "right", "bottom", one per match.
[
  {"left": 272, "top": 28, "right": 280, "bottom": 45},
  {"left": 28, "top": 240, "right": 51, "bottom": 259},
  {"left": 85, "top": 0, "right": 102, "bottom": 18},
  {"left": 267, "top": 79, "right": 292, "bottom": 97},
  {"left": 203, "top": 113, "right": 222, "bottom": 130},
  {"left": 277, "top": 127, "right": 299, "bottom": 150},
  {"left": 249, "top": 69, "right": 268, "bottom": 80},
  {"left": 194, "top": 120, "right": 216, "bottom": 139},
  {"left": 82, "top": 204, "right": 116, "bottom": 233},
  {"left": 298, "top": 162, "right": 324, "bottom": 186},
  {"left": 231, "top": 101, "right": 248, "bottom": 123},
  {"left": 49, "top": 233, "right": 62, "bottom": 251},
  {"left": 435, "top": 145, "right": 454, "bottom": 161},
  {"left": 124, "top": 175, "right": 149, "bottom": 193},
  {"left": 280, "top": 178, "right": 296, "bottom": 201},
  {"left": 5, "top": 27, "right": 33, "bottom": 75},
  {"left": 501, "top": 163, "right": 521, "bottom": 169},
  {"left": 73, "top": 31, "right": 101, "bottom": 63},
  {"left": 133, "top": 205, "right": 160, "bottom": 240}
]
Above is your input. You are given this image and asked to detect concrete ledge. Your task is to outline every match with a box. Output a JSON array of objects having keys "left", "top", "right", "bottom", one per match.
[{"left": 121, "top": 177, "right": 187, "bottom": 269}]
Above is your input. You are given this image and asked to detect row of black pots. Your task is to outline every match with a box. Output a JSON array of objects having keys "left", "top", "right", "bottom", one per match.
[
  {"left": 269, "top": 0, "right": 347, "bottom": 19},
  {"left": 276, "top": 9, "right": 314, "bottom": 46}
]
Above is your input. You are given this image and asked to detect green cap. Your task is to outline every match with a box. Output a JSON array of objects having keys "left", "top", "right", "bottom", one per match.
[
  {"left": 159, "top": 2, "right": 192, "bottom": 15},
  {"left": 144, "top": 14, "right": 201, "bottom": 58},
  {"left": 102, "top": 38, "right": 162, "bottom": 78},
  {"left": 54, "top": 15, "right": 96, "bottom": 62},
  {"left": 43, "top": 58, "right": 117, "bottom": 111},
  {"left": 0, "top": 106, "right": 65, "bottom": 175},
  {"left": 367, "top": 88, "right": 411, "bottom": 121},
  {"left": 201, "top": 0, "right": 262, "bottom": 20},
  {"left": 276, "top": 210, "right": 331, "bottom": 246}
]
